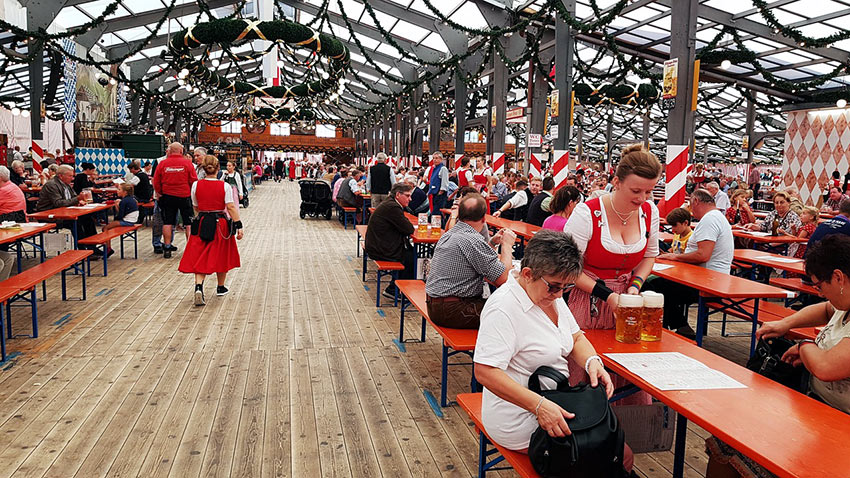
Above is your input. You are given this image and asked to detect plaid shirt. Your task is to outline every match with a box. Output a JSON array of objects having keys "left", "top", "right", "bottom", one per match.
[{"left": 425, "top": 221, "right": 505, "bottom": 298}]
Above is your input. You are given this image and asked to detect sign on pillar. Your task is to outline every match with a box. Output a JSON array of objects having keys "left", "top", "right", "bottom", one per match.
[
  {"left": 528, "top": 153, "right": 542, "bottom": 179},
  {"left": 663, "top": 144, "right": 689, "bottom": 217},
  {"left": 492, "top": 152, "right": 506, "bottom": 175},
  {"left": 552, "top": 150, "right": 570, "bottom": 189},
  {"left": 454, "top": 153, "right": 464, "bottom": 170},
  {"left": 31, "top": 140, "right": 44, "bottom": 172}
]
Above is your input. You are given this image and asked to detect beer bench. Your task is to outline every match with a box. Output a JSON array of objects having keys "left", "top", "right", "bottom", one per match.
[
  {"left": 77, "top": 224, "right": 142, "bottom": 276},
  {"left": 396, "top": 280, "right": 478, "bottom": 407}
]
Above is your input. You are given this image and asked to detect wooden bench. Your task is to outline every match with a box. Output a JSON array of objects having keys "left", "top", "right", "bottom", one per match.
[
  {"left": 339, "top": 206, "right": 357, "bottom": 229},
  {"left": 3, "top": 250, "right": 92, "bottom": 339},
  {"left": 396, "top": 279, "right": 478, "bottom": 406},
  {"left": 77, "top": 224, "right": 142, "bottom": 276},
  {"left": 704, "top": 298, "right": 795, "bottom": 339},
  {"left": 373, "top": 260, "right": 404, "bottom": 307},
  {"left": 138, "top": 200, "right": 155, "bottom": 225},
  {"left": 769, "top": 277, "right": 823, "bottom": 306},
  {"left": 0, "top": 286, "right": 21, "bottom": 362},
  {"left": 457, "top": 393, "right": 539, "bottom": 478}
]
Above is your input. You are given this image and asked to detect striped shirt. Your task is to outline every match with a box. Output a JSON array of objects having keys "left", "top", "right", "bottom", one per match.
[{"left": 425, "top": 221, "right": 505, "bottom": 298}]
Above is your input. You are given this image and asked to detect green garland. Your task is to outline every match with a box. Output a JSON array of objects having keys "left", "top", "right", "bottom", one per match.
[{"left": 168, "top": 18, "right": 350, "bottom": 99}]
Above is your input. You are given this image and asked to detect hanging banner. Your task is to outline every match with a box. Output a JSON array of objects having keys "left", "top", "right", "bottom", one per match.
[
  {"left": 492, "top": 152, "right": 506, "bottom": 175},
  {"left": 529, "top": 153, "right": 542, "bottom": 179},
  {"left": 742, "top": 134, "right": 749, "bottom": 152},
  {"left": 506, "top": 107, "right": 525, "bottom": 121},
  {"left": 549, "top": 89, "right": 560, "bottom": 117},
  {"left": 662, "top": 59, "right": 678, "bottom": 99},
  {"left": 552, "top": 150, "right": 570, "bottom": 189},
  {"left": 662, "top": 145, "right": 689, "bottom": 217},
  {"left": 490, "top": 106, "right": 497, "bottom": 128}
]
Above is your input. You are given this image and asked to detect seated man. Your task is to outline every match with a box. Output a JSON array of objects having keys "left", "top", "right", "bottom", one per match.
[
  {"left": 365, "top": 183, "right": 416, "bottom": 299},
  {"left": 404, "top": 178, "right": 429, "bottom": 215},
  {"left": 425, "top": 193, "right": 517, "bottom": 329},
  {"left": 644, "top": 189, "right": 733, "bottom": 338},
  {"left": 492, "top": 178, "right": 539, "bottom": 220},
  {"left": 807, "top": 198, "right": 850, "bottom": 254},
  {"left": 37, "top": 164, "right": 98, "bottom": 254},
  {"left": 336, "top": 169, "right": 365, "bottom": 222},
  {"left": 822, "top": 187, "right": 848, "bottom": 214},
  {"left": 128, "top": 160, "right": 153, "bottom": 203}
]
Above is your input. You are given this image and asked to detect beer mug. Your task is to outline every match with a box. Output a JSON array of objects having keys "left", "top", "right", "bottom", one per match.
[
  {"left": 640, "top": 291, "right": 664, "bottom": 342},
  {"left": 615, "top": 294, "right": 643, "bottom": 344},
  {"left": 418, "top": 213, "right": 428, "bottom": 234},
  {"left": 82, "top": 188, "right": 93, "bottom": 204},
  {"left": 430, "top": 215, "right": 441, "bottom": 235}
]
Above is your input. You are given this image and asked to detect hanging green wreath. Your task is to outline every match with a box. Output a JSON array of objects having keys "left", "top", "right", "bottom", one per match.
[
  {"left": 573, "top": 83, "right": 658, "bottom": 108},
  {"left": 169, "top": 18, "right": 350, "bottom": 99}
]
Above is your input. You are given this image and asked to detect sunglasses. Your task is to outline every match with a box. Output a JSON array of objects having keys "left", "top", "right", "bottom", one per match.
[{"left": 539, "top": 276, "right": 576, "bottom": 295}]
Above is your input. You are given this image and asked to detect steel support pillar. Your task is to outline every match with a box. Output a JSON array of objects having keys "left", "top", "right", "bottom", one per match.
[
  {"left": 745, "top": 98, "right": 755, "bottom": 163},
  {"left": 527, "top": 59, "right": 549, "bottom": 175},
  {"left": 428, "top": 99, "right": 441, "bottom": 157},
  {"left": 553, "top": 0, "right": 576, "bottom": 168},
  {"left": 666, "top": 0, "right": 698, "bottom": 157},
  {"left": 486, "top": 52, "right": 508, "bottom": 157},
  {"left": 454, "top": 73, "right": 467, "bottom": 167}
]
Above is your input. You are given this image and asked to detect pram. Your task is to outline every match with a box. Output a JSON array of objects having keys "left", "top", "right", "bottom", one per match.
[{"left": 298, "top": 179, "right": 334, "bottom": 219}]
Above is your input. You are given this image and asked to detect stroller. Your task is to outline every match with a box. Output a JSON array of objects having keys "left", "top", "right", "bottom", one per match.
[{"left": 298, "top": 179, "right": 334, "bottom": 219}]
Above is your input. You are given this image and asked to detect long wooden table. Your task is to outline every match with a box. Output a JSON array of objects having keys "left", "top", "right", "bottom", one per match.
[
  {"left": 29, "top": 203, "right": 112, "bottom": 247},
  {"left": 733, "top": 248, "right": 806, "bottom": 276},
  {"left": 652, "top": 259, "right": 793, "bottom": 353},
  {"left": 586, "top": 328, "right": 850, "bottom": 478}
]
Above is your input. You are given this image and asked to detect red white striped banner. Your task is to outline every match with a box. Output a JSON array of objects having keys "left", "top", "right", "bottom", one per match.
[
  {"left": 662, "top": 145, "right": 689, "bottom": 217},
  {"left": 528, "top": 153, "right": 542, "bottom": 179},
  {"left": 454, "top": 153, "right": 464, "bottom": 169},
  {"left": 414, "top": 155, "right": 421, "bottom": 168},
  {"left": 492, "top": 152, "right": 505, "bottom": 175},
  {"left": 30, "top": 141, "right": 44, "bottom": 173},
  {"left": 552, "top": 150, "right": 570, "bottom": 189}
]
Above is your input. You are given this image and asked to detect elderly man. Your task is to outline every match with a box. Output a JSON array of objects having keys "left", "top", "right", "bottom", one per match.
[
  {"left": 336, "top": 169, "right": 366, "bottom": 222},
  {"left": 493, "top": 178, "right": 539, "bottom": 220},
  {"left": 366, "top": 152, "right": 396, "bottom": 209},
  {"left": 9, "top": 160, "right": 25, "bottom": 187},
  {"left": 153, "top": 143, "right": 197, "bottom": 258},
  {"left": 365, "top": 182, "right": 416, "bottom": 298},
  {"left": 193, "top": 147, "right": 207, "bottom": 179},
  {"left": 644, "top": 189, "right": 734, "bottom": 338},
  {"left": 822, "top": 187, "right": 847, "bottom": 213},
  {"left": 0, "top": 166, "right": 26, "bottom": 223},
  {"left": 404, "top": 177, "right": 429, "bottom": 215},
  {"left": 427, "top": 152, "right": 450, "bottom": 218},
  {"left": 38, "top": 164, "right": 99, "bottom": 252},
  {"left": 705, "top": 181, "right": 731, "bottom": 213},
  {"left": 807, "top": 198, "right": 850, "bottom": 254},
  {"left": 425, "top": 193, "right": 517, "bottom": 329}
]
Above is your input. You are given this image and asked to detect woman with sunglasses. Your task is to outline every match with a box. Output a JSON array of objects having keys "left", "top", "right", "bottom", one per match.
[{"left": 473, "top": 230, "right": 633, "bottom": 469}]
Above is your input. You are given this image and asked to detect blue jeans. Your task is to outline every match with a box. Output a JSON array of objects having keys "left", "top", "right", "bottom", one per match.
[{"left": 151, "top": 202, "right": 163, "bottom": 247}]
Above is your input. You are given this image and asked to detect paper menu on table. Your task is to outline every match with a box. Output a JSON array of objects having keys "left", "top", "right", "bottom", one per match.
[
  {"left": 605, "top": 352, "right": 746, "bottom": 391},
  {"left": 21, "top": 222, "right": 47, "bottom": 227},
  {"left": 754, "top": 255, "right": 802, "bottom": 263},
  {"left": 746, "top": 231, "right": 771, "bottom": 237},
  {"left": 652, "top": 263, "right": 674, "bottom": 272}
]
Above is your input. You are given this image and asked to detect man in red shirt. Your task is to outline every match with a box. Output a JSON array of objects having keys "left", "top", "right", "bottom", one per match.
[{"left": 153, "top": 142, "right": 198, "bottom": 258}]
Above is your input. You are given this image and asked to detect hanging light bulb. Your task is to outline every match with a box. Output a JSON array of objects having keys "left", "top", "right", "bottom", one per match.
[
  {"left": 177, "top": 79, "right": 185, "bottom": 86},
  {"left": 185, "top": 84, "right": 192, "bottom": 91},
  {"left": 21, "top": 110, "right": 30, "bottom": 118},
  {"left": 320, "top": 71, "right": 329, "bottom": 80},
  {"left": 11, "top": 107, "right": 20, "bottom": 116},
  {"left": 720, "top": 59, "right": 732, "bottom": 70},
  {"left": 201, "top": 92, "right": 208, "bottom": 99},
  {"left": 223, "top": 100, "right": 229, "bottom": 106},
  {"left": 109, "top": 78, "right": 117, "bottom": 85},
  {"left": 179, "top": 68, "right": 189, "bottom": 78},
  {"left": 123, "top": 85, "right": 131, "bottom": 92},
  {"left": 311, "top": 102, "right": 317, "bottom": 108},
  {"left": 211, "top": 59, "right": 220, "bottom": 68},
  {"left": 838, "top": 98, "right": 847, "bottom": 108},
  {"left": 277, "top": 60, "right": 284, "bottom": 68},
  {"left": 192, "top": 86, "right": 199, "bottom": 93}
]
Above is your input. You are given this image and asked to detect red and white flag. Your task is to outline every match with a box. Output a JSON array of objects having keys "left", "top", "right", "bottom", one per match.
[
  {"left": 492, "top": 152, "right": 505, "bottom": 175},
  {"left": 454, "top": 153, "right": 464, "bottom": 170},
  {"left": 662, "top": 145, "right": 689, "bottom": 217},
  {"left": 528, "top": 153, "right": 542, "bottom": 179},
  {"left": 30, "top": 141, "right": 44, "bottom": 173},
  {"left": 552, "top": 150, "right": 570, "bottom": 189}
]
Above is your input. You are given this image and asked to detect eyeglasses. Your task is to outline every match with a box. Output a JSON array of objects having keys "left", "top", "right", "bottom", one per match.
[
  {"left": 811, "top": 278, "right": 827, "bottom": 292},
  {"left": 539, "top": 276, "right": 576, "bottom": 295}
]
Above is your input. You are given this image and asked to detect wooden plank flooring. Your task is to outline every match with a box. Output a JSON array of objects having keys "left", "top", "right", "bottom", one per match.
[{"left": 0, "top": 180, "right": 762, "bottom": 477}]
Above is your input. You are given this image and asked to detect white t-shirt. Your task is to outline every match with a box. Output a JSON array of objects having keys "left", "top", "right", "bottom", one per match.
[
  {"left": 714, "top": 190, "right": 731, "bottom": 212},
  {"left": 812, "top": 308, "right": 850, "bottom": 414},
  {"left": 191, "top": 179, "right": 234, "bottom": 208},
  {"left": 685, "top": 209, "right": 733, "bottom": 273},
  {"left": 564, "top": 199, "right": 659, "bottom": 258},
  {"left": 474, "top": 272, "right": 582, "bottom": 450},
  {"left": 507, "top": 189, "right": 530, "bottom": 209}
]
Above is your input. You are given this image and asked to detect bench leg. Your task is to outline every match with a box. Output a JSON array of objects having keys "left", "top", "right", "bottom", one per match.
[
  {"left": 441, "top": 343, "right": 449, "bottom": 407},
  {"left": 82, "top": 262, "right": 87, "bottom": 300},
  {"left": 399, "top": 295, "right": 406, "bottom": 343},
  {"left": 695, "top": 296, "right": 707, "bottom": 347},
  {"left": 421, "top": 316, "right": 426, "bottom": 343},
  {"left": 6, "top": 301, "right": 11, "bottom": 339},
  {"left": 392, "top": 272, "right": 399, "bottom": 307},
  {"left": 30, "top": 288, "right": 38, "bottom": 338},
  {"left": 0, "top": 304, "right": 5, "bottom": 361},
  {"left": 376, "top": 271, "right": 382, "bottom": 308},
  {"left": 103, "top": 245, "right": 108, "bottom": 277},
  {"left": 362, "top": 252, "right": 367, "bottom": 282},
  {"left": 120, "top": 233, "right": 125, "bottom": 259},
  {"left": 134, "top": 231, "right": 138, "bottom": 259},
  {"left": 750, "top": 299, "right": 760, "bottom": 356},
  {"left": 61, "top": 269, "right": 67, "bottom": 301}
]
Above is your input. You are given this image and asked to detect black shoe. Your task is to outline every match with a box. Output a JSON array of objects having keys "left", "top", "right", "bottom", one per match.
[
  {"left": 675, "top": 325, "right": 697, "bottom": 340},
  {"left": 153, "top": 246, "right": 163, "bottom": 254},
  {"left": 163, "top": 249, "right": 172, "bottom": 259},
  {"left": 90, "top": 250, "right": 103, "bottom": 258},
  {"left": 194, "top": 287, "right": 205, "bottom": 306},
  {"left": 106, "top": 248, "right": 115, "bottom": 257},
  {"left": 382, "top": 288, "right": 397, "bottom": 300},
  {"left": 216, "top": 286, "right": 229, "bottom": 296},
  {"left": 166, "top": 244, "right": 178, "bottom": 251}
]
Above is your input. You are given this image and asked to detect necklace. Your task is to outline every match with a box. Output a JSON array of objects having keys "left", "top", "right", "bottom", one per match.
[{"left": 608, "top": 195, "right": 635, "bottom": 225}]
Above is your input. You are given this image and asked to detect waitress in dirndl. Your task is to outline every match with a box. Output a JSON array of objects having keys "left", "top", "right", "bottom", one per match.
[
  {"left": 563, "top": 144, "right": 661, "bottom": 404},
  {"left": 179, "top": 155, "right": 243, "bottom": 306}
]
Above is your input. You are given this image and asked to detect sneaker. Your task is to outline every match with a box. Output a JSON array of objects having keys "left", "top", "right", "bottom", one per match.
[
  {"left": 194, "top": 288, "right": 205, "bottom": 306},
  {"left": 163, "top": 249, "right": 172, "bottom": 259},
  {"left": 382, "top": 288, "right": 397, "bottom": 300},
  {"left": 153, "top": 247, "right": 163, "bottom": 254},
  {"left": 216, "top": 286, "right": 229, "bottom": 296}
]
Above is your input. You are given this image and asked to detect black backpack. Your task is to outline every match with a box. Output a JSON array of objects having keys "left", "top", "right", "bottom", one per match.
[
  {"left": 527, "top": 366, "right": 628, "bottom": 478},
  {"left": 746, "top": 337, "right": 807, "bottom": 392}
]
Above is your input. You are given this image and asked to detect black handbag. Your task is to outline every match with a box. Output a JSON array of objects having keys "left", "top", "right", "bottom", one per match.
[
  {"left": 527, "top": 366, "right": 627, "bottom": 478},
  {"left": 746, "top": 337, "right": 807, "bottom": 391}
]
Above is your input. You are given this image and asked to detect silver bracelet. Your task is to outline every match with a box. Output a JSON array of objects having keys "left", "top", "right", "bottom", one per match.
[
  {"left": 533, "top": 396, "right": 545, "bottom": 416},
  {"left": 584, "top": 355, "right": 603, "bottom": 374}
]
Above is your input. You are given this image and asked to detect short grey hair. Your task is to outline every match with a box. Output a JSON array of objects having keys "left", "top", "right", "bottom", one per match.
[
  {"left": 376, "top": 152, "right": 387, "bottom": 162},
  {"left": 48, "top": 164, "right": 59, "bottom": 173},
  {"left": 432, "top": 151, "right": 443, "bottom": 160},
  {"left": 705, "top": 181, "right": 719, "bottom": 191},
  {"left": 521, "top": 230, "right": 583, "bottom": 281},
  {"left": 57, "top": 164, "right": 74, "bottom": 176},
  {"left": 390, "top": 182, "right": 413, "bottom": 199},
  {"left": 10, "top": 160, "right": 23, "bottom": 170},
  {"left": 0, "top": 166, "right": 9, "bottom": 181},
  {"left": 691, "top": 188, "right": 715, "bottom": 205},
  {"left": 193, "top": 146, "right": 207, "bottom": 156},
  {"left": 167, "top": 142, "right": 184, "bottom": 155}
]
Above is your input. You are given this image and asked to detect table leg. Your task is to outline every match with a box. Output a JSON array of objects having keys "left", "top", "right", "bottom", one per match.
[
  {"left": 750, "top": 298, "right": 760, "bottom": 356},
  {"left": 15, "top": 240, "right": 22, "bottom": 274},
  {"left": 672, "top": 415, "right": 688, "bottom": 478},
  {"left": 696, "top": 296, "right": 708, "bottom": 347}
]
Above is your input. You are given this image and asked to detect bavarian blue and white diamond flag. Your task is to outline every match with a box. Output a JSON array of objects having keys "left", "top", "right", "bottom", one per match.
[
  {"left": 117, "top": 83, "right": 128, "bottom": 123},
  {"left": 61, "top": 38, "right": 77, "bottom": 123}
]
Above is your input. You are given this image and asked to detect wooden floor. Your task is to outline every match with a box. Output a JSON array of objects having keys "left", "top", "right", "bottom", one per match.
[{"left": 0, "top": 181, "right": 758, "bottom": 477}]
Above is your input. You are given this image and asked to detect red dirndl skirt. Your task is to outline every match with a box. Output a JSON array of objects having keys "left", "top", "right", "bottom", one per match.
[{"left": 178, "top": 217, "right": 241, "bottom": 274}]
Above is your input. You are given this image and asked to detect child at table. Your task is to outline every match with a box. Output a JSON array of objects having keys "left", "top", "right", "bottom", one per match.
[
  {"left": 791, "top": 206, "right": 819, "bottom": 259},
  {"left": 665, "top": 207, "right": 692, "bottom": 254},
  {"left": 101, "top": 184, "right": 139, "bottom": 255}
]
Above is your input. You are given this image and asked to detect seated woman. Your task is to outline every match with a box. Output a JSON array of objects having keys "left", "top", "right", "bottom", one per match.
[
  {"left": 102, "top": 183, "right": 139, "bottom": 255},
  {"left": 725, "top": 189, "right": 755, "bottom": 227},
  {"left": 707, "top": 234, "right": 850, "bottom": 478},
  {"left": 745, "top": 190, "right": 801, "bottom": 236},
  {"left": 473, "top": 229, "right": 633, "bottom": 470},
  {"left": 541, "top": 185, "right": 581, "bottom": 231}
]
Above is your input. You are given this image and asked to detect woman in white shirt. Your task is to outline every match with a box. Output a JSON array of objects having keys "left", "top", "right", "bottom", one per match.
[{"left": 474, "top": 230, "right": 632, "bottom": 468}]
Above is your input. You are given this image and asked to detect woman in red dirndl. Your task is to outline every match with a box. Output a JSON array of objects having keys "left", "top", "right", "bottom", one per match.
[{"left": 179, "top": 156, "right": 244, "bottom": 306}]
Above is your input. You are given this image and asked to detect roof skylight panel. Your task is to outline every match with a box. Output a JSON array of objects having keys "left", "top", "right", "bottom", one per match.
[
  {"left": 409, "top": 0, "right": 461, "bottom": 16},
  {"left": 337, "top": 0, "right": 366, "bottom": 17},
  {"left": 782, "top": 0, "right": 845, "bottom": 18},
  {"left": 375, "top": 43, "right": 403, "bottom": 59},
  {"left": 78, "top": 0, "right": 131, "bottom": 18},
  {"left": 390, "top": 19, "right": 430, "bottom": 43},
  {"left": 419, "top": 32, "right": 449, "bottom": 52},
  {"left": 701, "top": 0, "right": 751, "bottom": 15},
  {"left": 448, "top": 3, "right": 488, "bottom": 30},
  {"left": 55, "top": 7, "right": 94, "bottom": 28}
]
